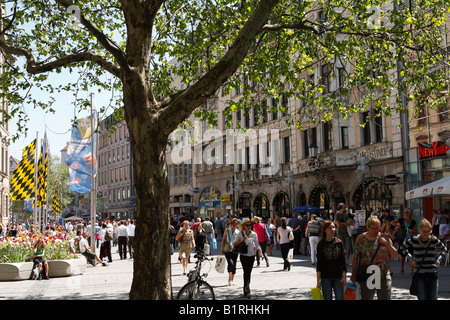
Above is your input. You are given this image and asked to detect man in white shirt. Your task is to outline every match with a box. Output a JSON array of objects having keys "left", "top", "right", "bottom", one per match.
[
  {"left": 127, "top": 220, "right": 136, "bottom": 259},
  {"left": 116, "top": 220, "right": 129, "bottom": 259}
]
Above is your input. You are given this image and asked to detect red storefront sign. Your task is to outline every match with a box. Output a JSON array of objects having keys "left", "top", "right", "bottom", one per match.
[{"left": 419, "top": 141, "right": 450, "bottom": 159}]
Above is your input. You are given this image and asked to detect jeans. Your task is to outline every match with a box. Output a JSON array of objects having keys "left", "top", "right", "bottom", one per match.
[
  {"left": 360, "top": 274, "right": 392, "bottom": 300},
  {"left": 416, "top": 273, "right": 438, "bottom": 300},
  {"left": 280, "top": 243, "right": 291, "bottom": 270},
  {"left": 256, "top": 242, "right": 269, "bottom": 265},
  {"left": 224, "top": 252, "right": 238, "bottom": 274},
  {"left": 321, "top": 277, "right": 344, "bottom": 300},
  {"left": 309, "top": 236, "right": 320, "bottom": 264},
  {"left": 240, "top": 255, "right": 255, "bottom": 296}
]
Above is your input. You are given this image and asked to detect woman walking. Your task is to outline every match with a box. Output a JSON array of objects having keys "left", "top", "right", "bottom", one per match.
[
  {"left": 176, "top": 220, "right": 196, "bottom": 275},
  {"left": 253, "top": 217, "right": 270, "bottom": 267},
  {"left": 351, "top": 216, "right": 398, "bottom": 300},
  {"left": 316, "top": 221, "right": 347, "bottom": 300},
  {"left": 221, "top": 218, "right": 239, "bottom": 286},
  {"left": 234, "top": 218, "right": 262, "bottom": 299},
  {"left": 277, "top": 217, "right": 293, "bottom": 271},
  {"left": 391, "top": 208, "right": 417, "bottom": 274},
  {"left": 399, "top": 219, "right": 447, "bottom": 300},
  {"left": 306, "top": 214, "right": 321, "bottom": 265}
]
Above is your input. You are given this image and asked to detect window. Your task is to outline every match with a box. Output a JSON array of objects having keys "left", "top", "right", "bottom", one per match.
[
  {"left": 303, "top": 130, "right": 309, "bottom": 158},
  {"left": 338, "top": 67, "right": 346, "bottom": 88},
  {"left": 362, "top": 111, "right": 371, "bottom": 146},
  {"left": 281, "top": 94, "right": 288, "bottom": 116},
  {"left": 321, "top": 64, "right": 330, "bottom": 94},
  {"left": 261, "top": 100, "right": 268, "bottom": 124},
  {"left": 375, "top": 114, "right": 383, "bottom": 143},
  {"left": 341, "top": 127, "right": 349, "bottom": 149},
  {"left": 283, "top": 136, "right": 290, "bottom": 164},
  {"left": 272, "top": 98, "right": 278, "bottom": 121}
]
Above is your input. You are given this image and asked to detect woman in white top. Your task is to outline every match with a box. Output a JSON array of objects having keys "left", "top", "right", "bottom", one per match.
[
  {"left": 277, "top": 217, "right": 293, "bottom": 271},
  {"left": 234, "top": 218, "right": 262, "bottom": 299}
]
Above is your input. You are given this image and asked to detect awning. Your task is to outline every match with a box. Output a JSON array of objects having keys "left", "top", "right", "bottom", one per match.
[{"left": 405, "top": 176, "right": 450, "bottom": 200}]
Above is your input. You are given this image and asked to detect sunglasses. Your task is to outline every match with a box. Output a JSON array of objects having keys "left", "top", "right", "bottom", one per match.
[{"left": 245, "top": 224, "right": 252, "bottom": 227}]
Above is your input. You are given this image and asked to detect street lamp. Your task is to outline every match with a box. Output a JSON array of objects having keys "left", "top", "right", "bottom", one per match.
[
  {"left": 356, "top": 155, "right": 370, "bottom": 213},
  {"left": 285, "top": 169, "right": 293, "bottom": 217},
  {"left": 233, "top": 178, "right": 241, "bottom": 216}
]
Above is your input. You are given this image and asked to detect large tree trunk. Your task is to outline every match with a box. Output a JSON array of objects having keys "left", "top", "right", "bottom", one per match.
[{"left": 124, "top": 72, "right": 172, "bottom": 300}]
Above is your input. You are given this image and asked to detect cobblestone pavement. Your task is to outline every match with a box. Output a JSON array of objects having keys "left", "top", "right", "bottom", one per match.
[{"left": 1, "top": 241, "right": 449, "bottom": 301}]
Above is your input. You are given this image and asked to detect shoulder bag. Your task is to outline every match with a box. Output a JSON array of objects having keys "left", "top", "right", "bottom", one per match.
[
  {"left": 233, "top": 231, "right": 248, "bottom": 254},
  {"left": 223, "top": 228, "right": 234, "bottom": 253},
  {"left": 356, "top": 243, "right": 381, "bottom": 282},
  {"left": 410, "top": 239, "right": 432, "bottom": 296}
]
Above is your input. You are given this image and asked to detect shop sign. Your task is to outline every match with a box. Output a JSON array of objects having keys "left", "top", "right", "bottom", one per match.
[{"left": 419, "top": 141, "right": 450, "bottom": 159}]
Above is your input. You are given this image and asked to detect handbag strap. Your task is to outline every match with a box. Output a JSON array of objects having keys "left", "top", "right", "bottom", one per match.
[
  {"left": 369, "top": 243, "right": 381, "bottom": 265},
  {"left": 415, "top": 238, "right": 432, "bottom": 274}
]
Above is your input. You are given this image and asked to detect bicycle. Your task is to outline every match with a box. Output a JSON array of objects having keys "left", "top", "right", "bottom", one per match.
[{"left": 176, "top": 251, "right": 216, "bottom": 300}]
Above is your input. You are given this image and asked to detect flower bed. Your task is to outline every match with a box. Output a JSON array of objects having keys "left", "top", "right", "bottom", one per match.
[
  {"left": 0, "top": 232, "right": 75, "bottom": 263},
  {"left": 0, "top": 231, "right": 86, "bottom": 281}
]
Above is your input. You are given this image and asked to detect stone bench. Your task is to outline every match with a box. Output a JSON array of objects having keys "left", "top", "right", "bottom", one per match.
[{"left": 0, "top": 257, "right": 87, "bottom": 281}]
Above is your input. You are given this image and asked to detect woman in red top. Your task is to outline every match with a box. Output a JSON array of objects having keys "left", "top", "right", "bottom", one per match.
[{"left": 253, "top": 217, "right": 270, "bottom": 267}]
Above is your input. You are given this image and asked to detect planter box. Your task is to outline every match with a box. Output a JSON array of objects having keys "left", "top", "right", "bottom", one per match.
[
  {"left": 48, "top": 257, "right": 87, "bottom": 277},
  {"left": 0, "top": 262, "right": 34, "bottom": 281},
  {"left": 0, "top": 257, "right": 87, "bottom": 281}
]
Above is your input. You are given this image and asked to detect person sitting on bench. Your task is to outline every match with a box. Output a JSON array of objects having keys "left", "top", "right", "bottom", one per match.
[{"left": 32, "top": 238, "right": 49, "bottom": 280}]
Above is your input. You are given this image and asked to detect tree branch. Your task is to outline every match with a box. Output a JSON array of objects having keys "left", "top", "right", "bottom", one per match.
[
  {"left": 159, "top": 0, "right": 280, "bottom": 133},
  {"left": 0, "top": 38, "right": 121, "bottom": 77},
  {"left": 54, "top": 0, "right": 128, "bottom": 72}
]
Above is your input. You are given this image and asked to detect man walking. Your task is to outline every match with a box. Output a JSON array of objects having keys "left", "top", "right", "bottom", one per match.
[
  {"left": 127, "top": 220, "right": 135, "bottom": 259},
  {"left": 116, "top": 220, "right": 129, "bottom": 260},
  {"left": 202, "top": 217, "right": 215, "bottom": 249}
]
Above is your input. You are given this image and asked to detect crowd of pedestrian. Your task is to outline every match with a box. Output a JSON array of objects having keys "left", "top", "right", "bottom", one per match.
[{"left": 170, "top": 204, "right": 449, "bottom": 301}]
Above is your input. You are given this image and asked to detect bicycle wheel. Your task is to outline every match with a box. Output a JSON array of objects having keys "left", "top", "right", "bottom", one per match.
[{"left": 176, "top": 280, "right": 215, "bottom": 300}]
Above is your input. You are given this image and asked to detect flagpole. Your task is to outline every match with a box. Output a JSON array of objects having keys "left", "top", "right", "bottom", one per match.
[
  {"left": 45, "top": 137, "right": 49, "bottom": 226},
  {"left": 38, "top": 138, "right": 43, "bottom": 232},
  {"left": 33, "top": 132, "right": 38, "bottom": 230},
  {"left": 90, "top": 93, "right": 96, "bottom": 254}
]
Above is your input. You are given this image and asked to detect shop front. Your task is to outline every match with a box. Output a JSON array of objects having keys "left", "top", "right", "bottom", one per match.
[{"left": 406, "top": 140, "right": 450, "bottom": 221}]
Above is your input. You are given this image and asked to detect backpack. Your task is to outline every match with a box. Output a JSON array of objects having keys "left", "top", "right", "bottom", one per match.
[{"left": 105, "top": 229, "right": 114, "bottom": 241}]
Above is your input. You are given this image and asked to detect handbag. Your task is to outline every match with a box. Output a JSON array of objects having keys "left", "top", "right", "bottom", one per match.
[
  {"left": 310, "top": 287, "right": 324, "bottom": 300},
  {"left": 203, "top": 243, "right": 210, "bottom": 255},
  {"left": 288, "top": 230, "right": 294, "bottom": 249},
  {"left": 410, "top": 240, "right": 432, "bottom": 296},
  {"left": 264, "top": 225, "right": 271, "bottom": 245},
  {"left": 223, "top": 229, "right": 234, "bottom": 253},
  {"left": 233, "top": 232, "right": 248, "bottom": 254},
  {"left": 215, "top": 256, "right": 226, "bottom": 273},
  {"left": 356, "top": 243, "right": 380, "bottom": 282}
]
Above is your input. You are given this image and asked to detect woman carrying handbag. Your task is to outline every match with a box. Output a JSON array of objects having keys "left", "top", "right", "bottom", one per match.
[
  {"left": 221, "top": 218, "right": 240, "bottom": 286},
  {"left": 399, "top": 219, "right": 447, "bottom": 300},
  {"left": 233, "top": 218, "right": 262, "bottom": 299},
  {"left": 350, "top": 216, "right": 397, "bottom": 300}
]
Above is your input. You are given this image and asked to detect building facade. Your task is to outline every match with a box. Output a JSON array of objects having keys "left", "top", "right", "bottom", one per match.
[{"left": 97, "top": 114, "right": 136, "bottom": 219}]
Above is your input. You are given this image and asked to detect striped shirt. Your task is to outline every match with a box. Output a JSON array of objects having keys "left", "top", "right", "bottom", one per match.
[{"left": 399, "top": 235, "right": 447, "bottom": 274}]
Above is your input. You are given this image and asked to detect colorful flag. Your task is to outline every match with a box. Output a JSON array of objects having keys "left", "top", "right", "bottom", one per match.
[
  {"left": 65, "top": 104, "right": 98, "bottom": 194},
  {"left": 10, "top": 139, "right": 37, "bottom": 200},
  {"left": 37, "top": 141, "right": 48, "bottom": 207},
  {"left": 52, "top": 189, "right": 61, "bottom": 215}
]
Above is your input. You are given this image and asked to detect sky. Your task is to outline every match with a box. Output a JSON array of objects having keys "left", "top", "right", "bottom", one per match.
[{"left": 9, "top": 72, "right": 117, "bottom": 161}]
